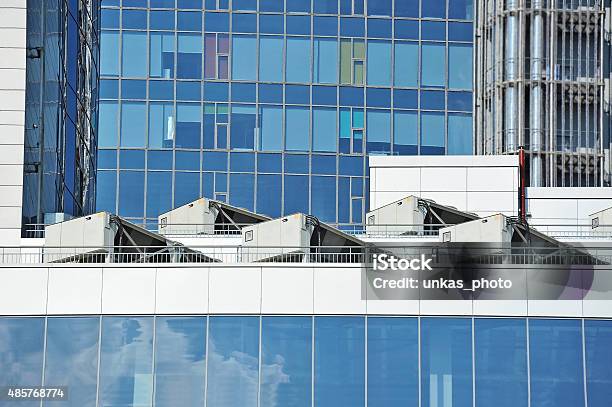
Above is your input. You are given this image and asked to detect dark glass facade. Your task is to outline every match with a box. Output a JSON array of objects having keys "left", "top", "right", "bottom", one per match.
[
  {"left": 22, "top": 0, "right": 101, "bottom": 233},
  {"left": 1, "top": 316, "right": 611, "bottom": 407},
  {"left": 97, "top": 0, "right": 474, "bottom": 227}
]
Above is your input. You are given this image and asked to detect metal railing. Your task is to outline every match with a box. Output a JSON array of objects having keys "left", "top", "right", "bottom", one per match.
[{"left": 1, "top": 245, "right": 611, "bottom": 266}]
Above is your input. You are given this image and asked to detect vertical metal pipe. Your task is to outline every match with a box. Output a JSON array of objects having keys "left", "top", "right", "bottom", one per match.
[
  {"left": 505, "top": 0, "right": 518, "bottom": 152},
  {"left": 530, "top": 2, "right": 544, "bottom": 187}
]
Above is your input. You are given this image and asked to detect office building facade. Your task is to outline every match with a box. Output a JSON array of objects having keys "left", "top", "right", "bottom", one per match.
[
  {"left": 21, "top": 0, "right": 101, "bottom": 231},
  {"left": 96, "top": 0, "right": 475, "bottom": 227}
]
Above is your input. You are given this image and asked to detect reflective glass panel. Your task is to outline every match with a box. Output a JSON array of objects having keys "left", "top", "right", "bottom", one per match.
[
  {"left": 585, "top": 320, "right": 612, "bottom": 407},
  {"left": 207, "top": 317, "right": 259, "bottom": 407}
]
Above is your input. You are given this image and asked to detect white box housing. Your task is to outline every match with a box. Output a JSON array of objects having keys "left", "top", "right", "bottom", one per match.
[
  {"left": 242, "top": 213, "right": 312, "bottom": 262},
  {"left": 438, "top": 214, "right": 512, "bottom": 243},
  {"left": 158, "top": 198, "right": 215, "bottom": 235},
  {"left": 366, "top": 196, "right": 425, "bottom": 235}
]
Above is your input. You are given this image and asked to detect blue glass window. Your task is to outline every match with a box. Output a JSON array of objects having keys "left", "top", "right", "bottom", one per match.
[
  {"left": 366, "top": 87, "right": 391, "bottom": 108},
  {"left": 122, "top": 32, "right": 147, "bottom": 77},
  {"left": 421, "top": 318, "right": 473, "bottom": 407},
  {"left": 98, "top": 149, "right": 117, "bottom": 169},
  {"left": 422, "top": 21, "right": 446, "bottom": 41},
  {"left": 339, "top": 156, "right": 363, "bottom": 176},
  {"left": 258, "top": 153, "right": 282, "bottom": 172},
  {"left": 285, "top": 154, "right": 309, "bottom": 173},
  {"left": 287, "top": 0, "right": 311, "bottom": 13},
  {"left": 99, "top": 101, "right": 118, "bottom": 148},
  {"left": 367, "top": 18, "right": 392, "bottom": 38},
  {"left": 154, "top": 317, "right": 206, "bottom": 407},
  {"left": 0, "top": 317, "right": 44, "bottom": 404},
  {"left": 259, "top": 84, "right": 283, "bottom": 103},
  {"left": 150, "top": 80, "right": 175, "bottom": 100},
  {"left": 394, "top": 20, "right": 419, "bottom": 40},
  {"left": 102, "top": 9, "right": 120, "bottom": 29},
  {"left": 449, "top": 44, "right": 473, "bottom": 89},
  {"left": 314, "top": 38, "right": 338, "bottom": 84},
  {"left": 120, "top": 149, "right": 145, "bottom": 169},
  {"left": 123, "top": 9, "right": 147, "bottom": 29},
  {"left": 178, "top": 0, "right": 202, "bottom": 8},
  {"left": 474, "top": 318, "right": 527, "bottom": 407},
  {"left": 421, "top": 90, "right": 445, "bottom": 110},
  {"left": 230, "top": 83, "right": 255, "bottom": 104},
  {"left": 146, "top": 171, "right": 172, "bottom": 216},
  {"left": 394, "top": 0, "right": 418, "bottom": 17},
  {"left": 177, "top": 11, "right": 202, "bottom": 31},
  {"left": 149, "top": 102, "right": 175, "bottom": 148},
  {"left": 449, "top": 0, "right": 474, "bottom": 19},
  {"left": 148, "top": 151, "right": 173, "bottom": 170},
  {"left": 260, "top": 0, "right": 284, "bottom": 12},
  {"left": 231, "top": 152, "right": 255, "bottom": 172},
  {"left": 422, "top": 43, "right": 446, "bottom": 87},
  {"left": 97, "top": 170, "right": 117, "bottom": 212},
  {"left": 313, "top": 107, "right": 337, "bottom": 152},
  {"left": 312, "top": 154, "right": 336, "bottom": 175},
  {"left": 205, "top": 12, "right": 229, "bottom": 31},
  {"left": 122, "top": 79, "right": 146, "bottom": 99},
  {"left": 449, "top": 22, "right": 474, "bottom": 42},
  {"left": 367, "top": 0, "right": 391, "bottom": 16},
  {"left": 286, "top": 107, "right": 310, "bottom": 151},
  {"left": 585, "top": 320, "right": 612, "bottom": 407},
  {"left": 260, "top": 14, "right": 284, "bottom": 34},
  {"left": 394, "top": 42, "right": 418, "bottom": 87},
  {"left": 119, "top": 171, "right": 145, "bottom": 217},
  {"left": 229, "top": 173, "right": 255, "bottom": 210},
  {"left": 448, "top": 113, "right": 473, "bottom": 154},
  {"left": 314, "top": 0, "right": 338, "bottom": 14},
  {"left": 284, "top": 174, "right": 309, "bottom": 213},
  {"left": 261, "top": 317, "right": 312, "bottom": 407},
  {"left": 314, "top": 16, "right": 338, "bottom": 36},
  {"left": 394, "top": 110, "right": 418, "bottom": 154},
  {"left": 203, "top": 151, "right": 228, "bottom": 171},
  {"left": 367, "top": 40, "right": 391, "bottom": 86},
  {"left": 232, "top": 0, "right": 256, "bottom": 10},
  {"left": 311, "top": 175, "right": 336, "bottom": 221},
  {"left": 204, "top": 81, "right": 229, "bottom": 101},
  {"left": 151, "top": 0, "right": 174, "bottom": 8},
  {"left": 120, "top": 102, "right": 146, "bottom": 147},
  {"left": 207, "top": 316, "right": 259, "bottom": 407},
  {"left": 231, "top": 105, "right": 256, "bottom": 150},
  {"left": 421, "top": 112, "right": 445, "bottom": 154},
  {"left": 233, "top": 13, "right": 257, "bottom": 33},
  {"left": 99, "top": 317, "right": 153, "bottom": 407},
  {"left": 340, "top": 17, "right": 365, "bottom": 36},
  {"left": 150, "top": 32, "right": 175, "bottom": 79},
  {"left": 423, "top": 0, "right": 447, "bottom": 18},
  {"left": 530, "top": 319, "right": 585, "bottom": 407},
  {"left": 101, "top": 32, "right": 120, "bottom": 76},
  {"left": 177, "top": 81, "right": 201, "bottom": 101},
  {"left": 44, "top": 318, "right": 100, "bottom": 407},
  {"left": 314, "top": 317, "right": 365, "bottom": 407},
  {"left": 257, "top": 174, "right": 282, "bottom": 217},
  {"left": 150, "top": 10, "right": 175, "bottom": 30},
  {"left": 286, "top": 15, "right": 311, "bottom": 35},
  {"left": 259, "top": 36, "right": 284, "bottom": 82},
  {"left": 313, "top": 86, "right": 337, "bottom": 106},
  {"left": 174, "top": 172, "right": 200, "bottom": 206},
  {"left": 339, "top": 87, "right": 364, "bottom": 107},
  {"left": 286, "top": 84, "right": 311, "bottom": 104},
  {"left": 100, "top": 79, "right": 119, "bottom": 99},
  {"left": 340, "top": 0, "right": 364, "bottom": 14},
  {"left": 177, "top": 34, "right": 202, "bottom": 79},
  {"left": 175, "top": 150, "right": 200, "bottom": 171},
  {"left": 232, "top": 35, "right": 257, "bottom": 80},
  {"left": 448, "top": 91, "right": 472, "bottom": 111},
  {"left": 367, "top": 317, "right": 418, "bottom": 407},
  {"left": 367, "top": 109, "right": 391, "bottom": 153},
  {"left": 286, "top": 37, "right": 311, "bottom": 83},
  {"left": 259, "top": 106, "right": 283, "bottom": 151}
]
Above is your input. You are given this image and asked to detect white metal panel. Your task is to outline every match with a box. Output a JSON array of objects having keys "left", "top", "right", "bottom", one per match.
[
  {"left": 374, "top": 167, "right": 421, "bottom": 192},
  {"left": 101, "top": 267, "right": 156, "bottom": 314},
  {"left": 0, "top": 267, "right": 48, "bottom": 315},
  {"left": 0, "top": 185, "right": 22, "bottom": 207},
  {"left": 208, "top": 267, "right": 262, "bottom": 313},
  {"left": 155, "top": 267, "right": 209, "bottom": 314},
  {"left": 366, "top": 300, "right": 420, "bottom": 315},
  {"left": 370, "top": 191, "right": 419, "bottom": 211},
  {"left": 473, "top": 300, "right": 528, "bottom": 316},
  {"left": 313, "top": 267, "right": 366, "bottom": 314},
  {"left": 261, "top": 267, "right": 314, "bottom": 314},
  {"left": 466, "top": 191, "right": 516, "bottom": 214},
  {"left": 420, "top": 167, "right": 467, "bottom": 191},
  {"left": 466, "top": 167, "right": 517, "bottom": 191},
  {"left": 419, "top": 191, "right": 467, "bottom": 211},
  {"left": 419, "top": 300, "right": 473, "bottom": 316},
  {"left": 47, "top": 267, "right": 102, "bottom": 314},
  {"left": 0, "top": 27, "right": 26, "bottom": 48},
  {"left": 527, "top": 300, "right": 582, "bottom": 317}
]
